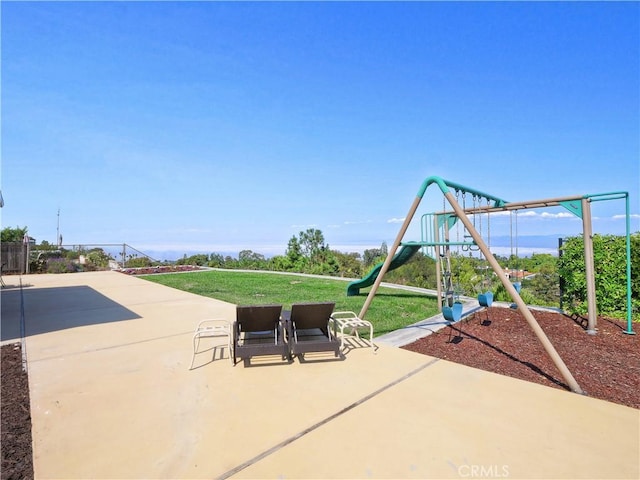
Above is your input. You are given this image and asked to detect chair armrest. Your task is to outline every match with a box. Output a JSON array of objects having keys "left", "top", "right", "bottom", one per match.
[
  {"left": 196, "top": 318, "right": 230, "bottom": 329},
  {"left": 281, "top": 316, "right": 293, "bottom": 342},
  {"left": 232, "top": 320, "right": 240, "bottom": 343},
  {"left": 331, "top": 311, "right": 359, "bottom": 322},
  {"left": 329, "top": 315, "right": 338, "bottom": 339}
]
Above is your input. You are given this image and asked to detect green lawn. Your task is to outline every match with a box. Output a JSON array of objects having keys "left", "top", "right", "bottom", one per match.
[{"left": 140, "top": 269, "right": 439, "bottom": 336}]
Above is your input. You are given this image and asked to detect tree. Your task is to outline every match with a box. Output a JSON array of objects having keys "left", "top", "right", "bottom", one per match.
[
  {"left": 223, "top": 255, "right": 238, "bottom": 268},
  {"left": 331, "top": 251, "right": 362, "bottom": 278},
  {"left": 1, "top": 226, "right": 28, "bottom": 243},
  {"left": 208, "top": 253, "right": 225, "bottom": 268},
  {"left": 285, "top": 229, "right": 333, "bottom": 273},
  {"left": 238, "top": 250, "right": 267, "bottom": 269},
  {"left": 268, "top": 255, "right": 293, "bottom": 272},
  {"left": 176, "top": 253, "right": 208, "bottom": 266},
  {"left": 384, "top": 251, "right": 437, "bottom": 289},
  {"left": 363, "top": 248, "right": 380, "bottom": 267},
  {"left": 299, "top": 228, "right": 326, "bottom": 258},
  {"left": 37, "top": 240, "right": 57, "bottom": 251},
  {"left": 86, "top": 248, "right": 112, "bottom": 269},
  {"left": 363, "top": 241, "right": 389, "bottom": 267},
  {"left": 285, "top": 236, "right": 303, "bottom": 264},
  {"left": 307, "top": 247, "right": 339, "bottom": 275},
  {"left": 526, "top": 263, "right": 559, "bottom": 305},
  {"left": 125, "top": 255, "right": 152, "bottom": 268},
  {"left": 449, "top": 253, "right": 479, "bottom": 296}
]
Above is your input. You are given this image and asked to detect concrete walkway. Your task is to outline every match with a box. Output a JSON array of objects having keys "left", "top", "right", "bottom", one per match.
[{"left": 1, "top": 271, "right": 638, "bottom": 479}]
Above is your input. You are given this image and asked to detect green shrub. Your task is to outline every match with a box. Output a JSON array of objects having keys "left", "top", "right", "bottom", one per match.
[
  {"left": 46, "top": 258, "right": 79, "bottom": 274},
  {"left": 86, "top": 249, "right": 111, "bottom": 268},
  {"left": 125, "top": 256, "right": 152, "bottom": 268},
  {"left": 559, "top": 233, "right": 639, "bottom": 320}
]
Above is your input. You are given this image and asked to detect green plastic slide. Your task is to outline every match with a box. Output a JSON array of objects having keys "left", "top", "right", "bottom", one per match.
[{"left": 347, "top": 243, "right": 422, "bottom": 296}]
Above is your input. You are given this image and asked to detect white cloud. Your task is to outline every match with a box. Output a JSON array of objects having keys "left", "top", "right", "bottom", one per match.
[
  {"left": 490, "top": 211, "right": 512, "bottom": 217},
  {"left": 387, "top": 217, "right": 406, "bottom": 223},
  {"left": 485, "top": 210, "right": 580, "bottom": 220},
  {"left": 490, "top": 210, "right": 579, "bottom": 220},
  {"left": 518, "top": 210, "right": 538, "bottom": 218},
  {"left": 344, "top": 220, "right": 372, "bottom": 225},
  {"left": 289, "top": 224, "right": 318, "bottom": 229},
  {"left": 613, "top": 214, "right": 640, "bottom": 220},
  {"left": 540, "top": 212, "right": 575, "bottom": 219}
]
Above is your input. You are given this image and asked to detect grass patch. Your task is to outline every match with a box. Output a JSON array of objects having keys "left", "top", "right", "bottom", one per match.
[{"left": 140, "top": 270, "right": 439, "bottom": 336}]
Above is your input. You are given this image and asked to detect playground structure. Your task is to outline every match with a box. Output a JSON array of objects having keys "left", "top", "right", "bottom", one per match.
[{"left": 354, "top": 176, "right": 633, "bottom": 395}]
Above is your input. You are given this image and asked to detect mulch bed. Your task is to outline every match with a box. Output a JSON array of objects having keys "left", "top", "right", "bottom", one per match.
[
  {"left": 1, "top": 307, "right": 637, "bottom": 477},
  {"left": 1, "top": 343, "right": 33, "bottom": 480},
  {"left": 403, "top": 306, "right": 640, "bottom": 409},
  {"left": 119, "top": 265, "right": 204, "bottom": 275}
]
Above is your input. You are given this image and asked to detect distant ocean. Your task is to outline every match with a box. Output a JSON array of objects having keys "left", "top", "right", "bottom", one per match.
[{"left": 136, "top": 234, "right": 566, "bottom": 262}]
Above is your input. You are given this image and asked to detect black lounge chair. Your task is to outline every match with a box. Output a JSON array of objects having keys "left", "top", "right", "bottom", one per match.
[
  {"left": 233, "top": 304, "right": 289, "bottom": 365},
  {"left": 287, "top": 302, "right": 341, "bottom": 359}
]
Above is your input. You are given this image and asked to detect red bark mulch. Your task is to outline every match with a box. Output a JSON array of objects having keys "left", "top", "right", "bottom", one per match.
[
  {"left": 402, "top": 306, "right": 639, "bottom": 409},
  {"left": 1, "top": 343, "right": 33, "bottom": 480},
  {"left": 119, "top": 265, "right": 204, "bottom": 275}
]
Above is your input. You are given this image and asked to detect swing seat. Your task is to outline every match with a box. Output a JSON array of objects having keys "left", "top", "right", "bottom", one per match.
[
  {"left": 478, "top": 291, "right": 493, "bottom": 307},
  {"left": 442, "top": 301, "right": 463, "bottom": 322}
]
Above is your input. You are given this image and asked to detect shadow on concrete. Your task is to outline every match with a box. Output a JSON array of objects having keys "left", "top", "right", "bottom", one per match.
[{"left": 1, "top": 285, "right": 141, "bottom": 342}]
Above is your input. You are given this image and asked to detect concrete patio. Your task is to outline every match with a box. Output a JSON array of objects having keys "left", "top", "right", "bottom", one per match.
[{"left": 1, "top": 271, "right": 638, "bottom": 479}]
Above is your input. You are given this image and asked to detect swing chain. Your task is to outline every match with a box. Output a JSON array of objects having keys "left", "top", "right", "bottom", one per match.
[
  {"left": 465, "top": 193, "right": 480, "bottom": 252},
  {"left": 486, "top": 197, "right": 491, "bottom": 249},
  {"left": 476, "top": 196, "right": 495, "bottom": 307},
  {"left": 461, "top": 191, "right": 470, "bottom": 251}
]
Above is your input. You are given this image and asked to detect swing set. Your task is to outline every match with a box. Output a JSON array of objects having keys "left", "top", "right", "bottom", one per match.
[
  {"left": 357, "top": 176, "right": 634, "bottom": 395},
  {"left": 431, "top": 192, "right": 492, "bottom": 322}
]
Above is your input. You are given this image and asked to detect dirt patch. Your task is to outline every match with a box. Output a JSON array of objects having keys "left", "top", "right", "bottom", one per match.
[{"left": 403, "top": 306, "right": 639, "bottom": 409}]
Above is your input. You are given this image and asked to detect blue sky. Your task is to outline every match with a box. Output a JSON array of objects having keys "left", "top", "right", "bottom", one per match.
[{"left": 2, "top": 1, "right": 639, "bottom": 260}]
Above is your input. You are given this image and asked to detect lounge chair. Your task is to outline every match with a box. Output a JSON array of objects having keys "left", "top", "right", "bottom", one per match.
[
  {"left": 233, "top": 304, "right": 289, "bottom": 365},
  {"left": 287, "top": 302, "right": 341, "bottom": 359},
  {"left": 330, "top": 311, "right": 375, "bottom": 351},
  {"left": 190, "top": 319, "right": 232, "bottom": 369}
]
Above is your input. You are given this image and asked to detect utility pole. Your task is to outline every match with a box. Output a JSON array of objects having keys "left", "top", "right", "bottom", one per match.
[{"left": 57, "top": 208, "right": 61, "bottom": 246}]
